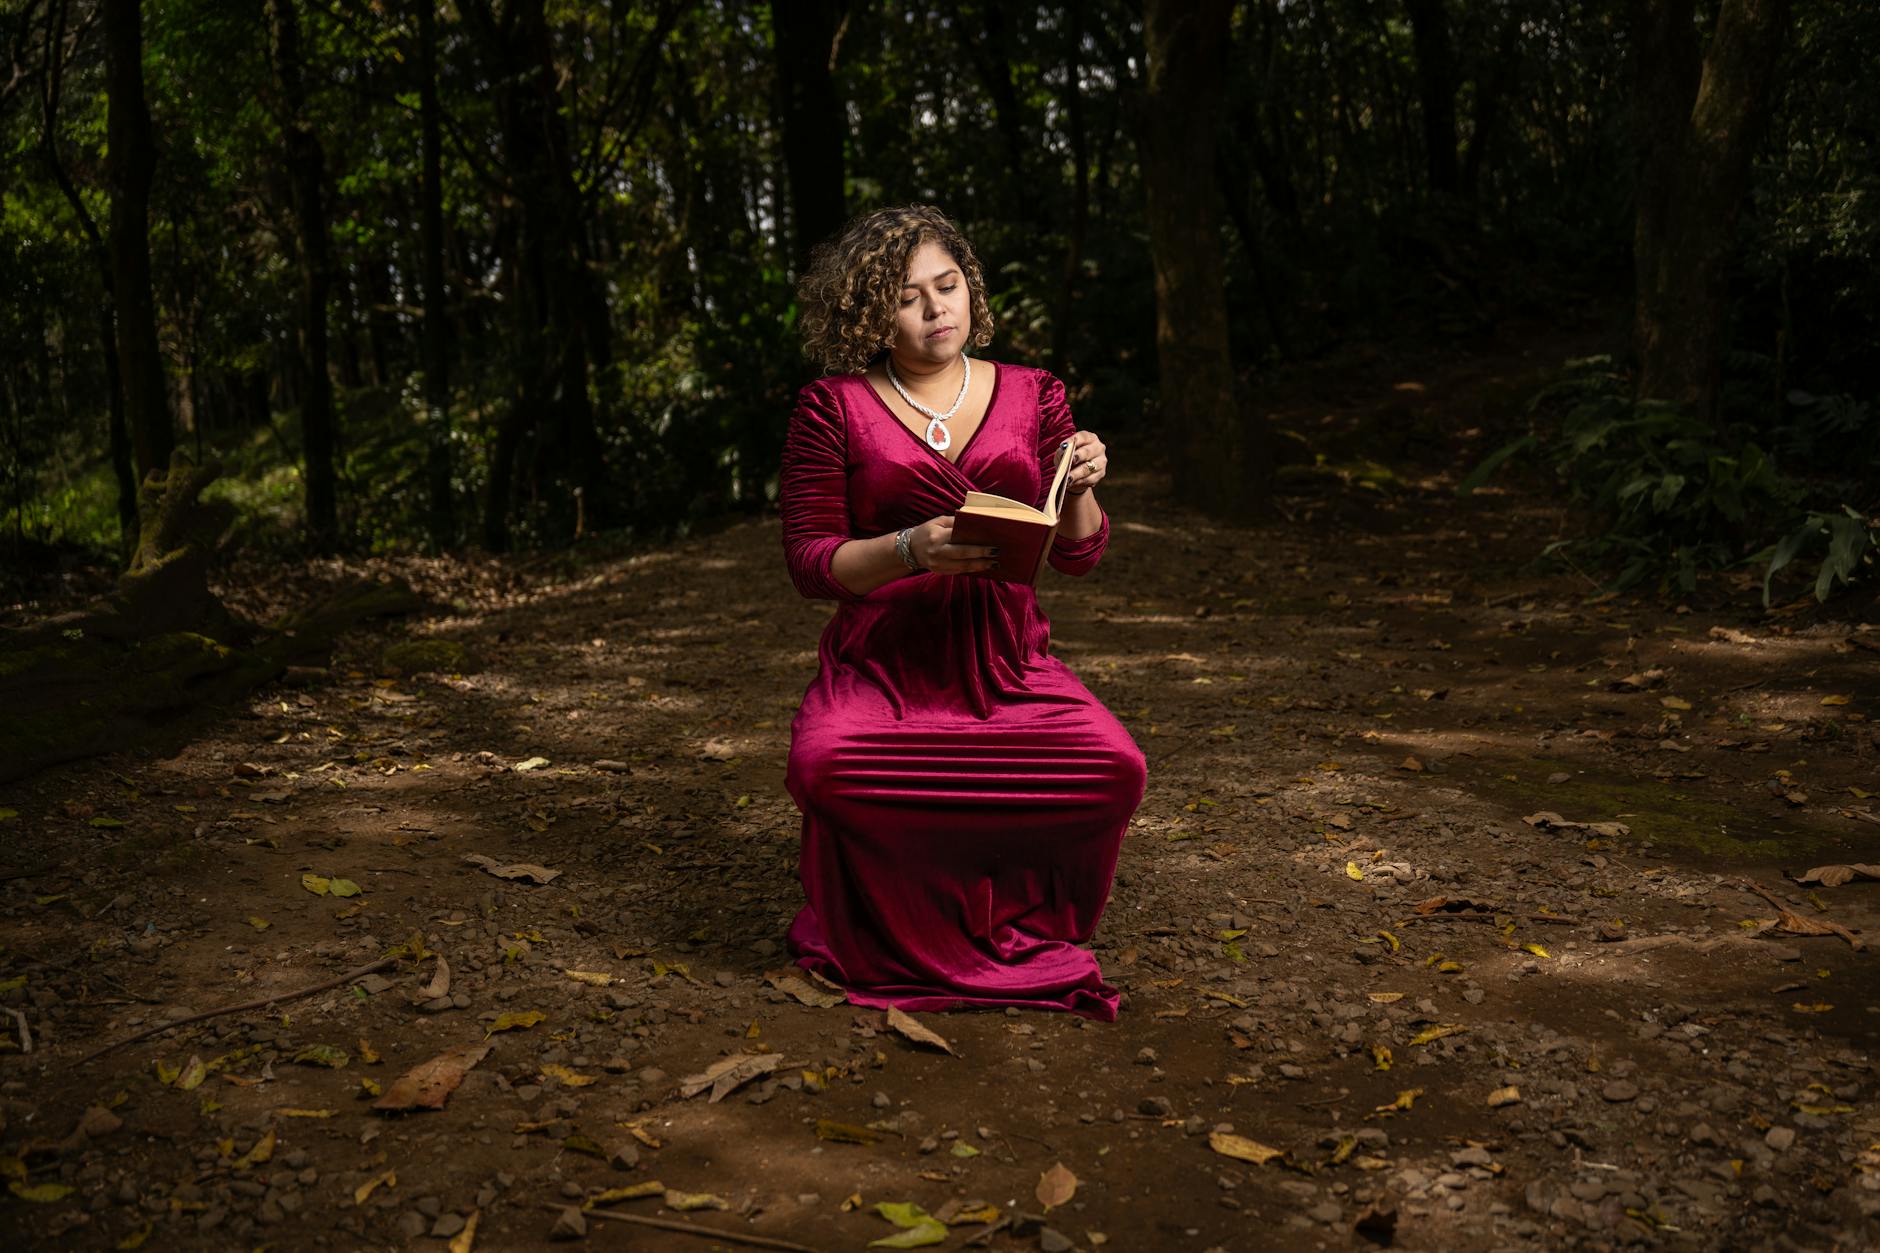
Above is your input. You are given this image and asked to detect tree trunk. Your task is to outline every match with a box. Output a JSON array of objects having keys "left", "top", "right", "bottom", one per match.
[
  {"left": 771, "top": 0, "right": 848, "bottom": 272},
  {"left": 101, "top": 0, "right": 173, "bottom": 482},
  {"left": 417, "top": 0, "right": 456, "bottom": 550},
  {"left": 1051, "top": 0, "right": 1089, "bottom": 377},
  {"left": 463, "top": 0, "right": 609, "bottom": 549},
  {"left": 1137, "top": 0, "right": 1267, "bottom": 520},
  {"left": 1405, "top": 0, "right": 1461, "bottom": 199},
  {"left": 266, "top": 0, "right": 338, "bottom": 552},
  {"left": 1629, "top": 0, "right": 1789, "bottom": 423}
]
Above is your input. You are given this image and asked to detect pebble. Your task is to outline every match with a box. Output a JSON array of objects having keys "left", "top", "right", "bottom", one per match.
[
  {"left": 1601, "top": 1080, "right": 1640, "bottom": 1103},
  {"left": 1136, "top": 1047, "right": 1159, "bottom": 1065},
  {"left": 1451, "top": 1147, "right": 1492, "bottom": 1168},
  {"left": 1138, "top": 1096, "right": 1172, "bottom": 1117},
  {"left": 638, "top": 1067, "right": 668, "bottom": 1086},
  {"left": 610, "top": 1145, "right": 640, "bottom": 1171},
  {"left": 1307, "top": 1202, "right": 1343, "bottom": 1224},
  {"left": 550, "top": 1206, "right": 588, "bottom": 1240},
  {"left": 431, "top": 1213, "right": 466, "bottom": 1238},
  {"left": 1765, "top": 1126, "right": 1796, "bottom": 1152},
  {"left": 1039, "top": 1227, "right": 1074, "bottom": 1253},
  {"left": 395, "top": 1213, "right": 427, "bottom": 1240},
  {"left": 714, "top": 970, "right": 736, "bottom": 987},
  {"left": 420, "top": 996, "right": 454, "bottom": 1013},
  {"left": 872, "top": 1092, "right": 892, "bottom": 1109}
]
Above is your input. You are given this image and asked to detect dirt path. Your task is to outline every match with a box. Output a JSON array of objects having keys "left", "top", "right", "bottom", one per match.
[{"left": 4, "top": 335, "right": 1880, "bottom": 1251}]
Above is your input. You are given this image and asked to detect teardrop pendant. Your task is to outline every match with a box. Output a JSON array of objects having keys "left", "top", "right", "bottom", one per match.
[{"left": 924, "top": 417, "right": 951, "bottom": 451}]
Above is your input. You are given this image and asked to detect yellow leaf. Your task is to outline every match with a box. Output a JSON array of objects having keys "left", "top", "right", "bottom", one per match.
[
  {"left": 1371, "top": 1044, "right": 1393, "bottom": 1071},
  {"left": 1377, "top": 930, "right": 1400, "bottom": 953},
  {"left": 359, "top": 1078, "right": 382, "bottom": 1098},
  {"left": 355, "top": 1168, "right": 396, "bottom": 1206},
  {"left": 1202, "top": 990, "right": 1249, "bottom": 1007},
  {"left": 1487, "top": 1086, "right": 1522, "bottom": 1108},
  {"left": 274, "top": 1108, "right": 337, "bottom": 1118},
  {"left": 665, "top": 1190, "right": 729, "bottom": 1212},
  {"left": 301, "top": 873, "right": 331, "bottom": 896},
  {"left": 586, "top": 1181, "right": 665, "bottom": 1207},
  {"left": 1346, "top": 861, "right": 1364, "bottom": 881},
  {"left": 9, "top": 1181, "right": 75, "bottom": 1202},
  {"left": 1409, "top": 1024, "right": 1467, "bottom": 1047},
  {"left": 1374, "top": 1088, "right": 1422, "bottom": 1113},
  {"left": 1793, "top": 1103, "right": 1855, "bottom": 1116},
  {"left": 247, "top": 916, "right": 271, "bottom": 931},
  {"left": 562, "top": 969, "right": 613, "bottom": 987},
  {"left": 358, "top": 1038, "right": 381, "bottom": 1064},
  {"left": 1660, "top": 696, "right": 1692, "bottom": 710},
  {"left": 175, "top": 1055, "right": 208, "bottom": 1090},
  {"left": 485, "top": 1010, "right": 547, "bottom": 1038},
  {"left": 1436, "top": 960, "right": 1464, "bottom": 973},
  {"left": 234, "top": 1129, "right": 276, "bottom": 1170},
  {"left": 116, "top": 1221, "right": 154, "bottom": 1249},
  {"left": 1821, "top": 695, "right": 1851, "bottom": 706},
  {"left": 1208, "top": 1130, "right": 1285, "bottom": 1165},
  {"left": 1791, "top": 1002, "right": 1834, "bottom": 1014},
  {"left": 1367, "top": 992, "right": 1404, "bottom": 1004},
  {"left": 815, "top": 1119, "right": 881, "bottom": 1144},
  {"left": 1521, "top": 943, "right": 1551, "bottom": 958},
  {"left": 541, "top": 1064, "right": 596, "bottom": 1088}
]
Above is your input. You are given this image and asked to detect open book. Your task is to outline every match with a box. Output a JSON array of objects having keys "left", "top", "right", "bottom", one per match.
[{"left": 949, "top": 440, "right": 1078, "bottom": 585}]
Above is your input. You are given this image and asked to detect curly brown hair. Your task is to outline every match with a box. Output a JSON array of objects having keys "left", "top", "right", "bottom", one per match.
[{"left": 795, "top": 204, "right": 996, "bottom": 376}]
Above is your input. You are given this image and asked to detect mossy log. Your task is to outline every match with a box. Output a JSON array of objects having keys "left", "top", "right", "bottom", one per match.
[{"left": 0, "top": 451, "right": 423, "bottom": 783}]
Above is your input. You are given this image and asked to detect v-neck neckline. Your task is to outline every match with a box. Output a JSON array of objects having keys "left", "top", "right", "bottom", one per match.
[{"left": 860, "top": 359, "right": 1002, "bottom": 470}]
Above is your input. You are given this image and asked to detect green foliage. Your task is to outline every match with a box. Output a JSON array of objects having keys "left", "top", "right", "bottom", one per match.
[{"left": 1465, "top": 356, "right": 1875, "bottom": 601}]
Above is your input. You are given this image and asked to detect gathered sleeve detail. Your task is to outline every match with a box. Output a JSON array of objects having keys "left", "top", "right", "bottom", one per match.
[
  {"left": 1036, "top": 370, "right": 1110, "bottom": 577},
  {"left": 781, "top": 381, "right": 867, "bottom": 602}
]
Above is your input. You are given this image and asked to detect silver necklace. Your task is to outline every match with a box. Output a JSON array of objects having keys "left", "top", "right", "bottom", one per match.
[{"left": 886, "top": 355, "right": 971, "bottom": 451}]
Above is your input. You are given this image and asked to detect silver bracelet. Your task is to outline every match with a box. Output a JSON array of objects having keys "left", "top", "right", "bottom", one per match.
[{"left": 894, "top": 527, "right": 921, "bottom": 571}]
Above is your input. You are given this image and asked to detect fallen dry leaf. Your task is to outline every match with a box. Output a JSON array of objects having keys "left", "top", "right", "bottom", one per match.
[
  {"left": 448, "top": 1209, "right": 479, "bottom": 1253},
  {"left": 886, "top": 1005, "right": 956, "bottom": 1056},
  {"left": 461, "top": 853, "right": 561, "bottom": 884},
  {"left": 1487, "top": 1086, "right": 1522, "bottom": 1108},
  {"left": 677, "top": 1052, "right": 787, "bottom": 1103},
  {"left": 354, "top": 1168, "right": 396, "bottom": 1205},
  {"left": 766, "top": 968, "right": 845, "bottom": 1008},
  {"left": 1408, "top": 1024, "right": 1467, "bottom": 1047},
  {"left": 1797, "top": 864, "right": 1880, "bottom": 888},
  {"left": 1774, "top": 909, "right": 1865, "bottom": 950},
  {"left": 484, "top": 1010, "right": 546, "bottom": 1037},
  {"left": 1036, "top": 1162, "right": 1078, "bottom": 1209},
  {"left": 562, "top": 969, "right": 614, "bottom": 987},
  {"left": 417, "top": 956, "right": 451, "bottom": 1002},
  {"left": 373, "top": 1042, "right": 491, "bottom": 1112},
  {"left": 1208, "top": 1130, "right": 1284, "bottom": 1166}
]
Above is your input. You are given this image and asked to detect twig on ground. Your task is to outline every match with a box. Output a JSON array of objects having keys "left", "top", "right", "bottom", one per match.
[
  {"left": 6, "top": 1008, "right": 30, "bottom": 1053},
  {"left": 74, "top": 956, "right": 399, "bottom": 1065},
  {"left": 542, "top": 1204, "right": 823, "bottom": 1252}
]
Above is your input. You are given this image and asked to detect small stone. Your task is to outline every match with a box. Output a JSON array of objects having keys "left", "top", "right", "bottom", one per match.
[
  {"left": 1765, "top": 1126, "right": 1796, "bottom": 1152},
  {"left": 1767, "top": 944, "right": 1804, "bottom": 962},
  {"left": 752, "top": 939, "right": 778, "bottom": 958},
  {"left": 1040, "top": 1227, "right": 1074, "bottom": 1253},
  {"left": 550, "top": 1205, "right": 587, "bottom": 1240},
  {"left": 602, "top": 1057, "right": 633, "bottom": 1074},
  {"left": 431, "top": 1213, "right": 466, "bottom": 1239},
  {"left": 609, "top": 1144, "right": 640, "bottom": 1171},
  {"left": 1138, "top": 1096, "right": 1172, "bottom": 1117},
  {"left": 1689, "top": 1122, "right": 1718, "bottom": 1146},
  {"left": 1136, "top": 1047, "right": 1159, "bottom": 1066},
  {"left": 420, "top": 996, "right": 454, "bottom": 1013},
  {"left": 1451, "top": 1147, "right": 1493, "bottom": 1168},
  {"left": 1602, "top": 1080, "right": 1640, "bottom": 1103},
  {"left": 1307, "top": 1202, "right": 1343, "bottom": 1224},
  {"left": 416, "top": 1196, "right": 444, "bottom": 1219},
  {"left": 357, "top": 974, "right": 393, "bottom": 995},
  {"left": 395, "top": 1213, "right": 427, "bottom": 1240},
  {"left": 714, "top": 970, "right": 736, "bottom": 988},
  {"left": 559, "top": 1181, "right": 584, "bottom": 1199},
  {"left": 637, "top": 1067, "right": 668, "bottom": 1086},
  {"left": 872, "top": 1092, "right": 891, "bottom": 1110}
]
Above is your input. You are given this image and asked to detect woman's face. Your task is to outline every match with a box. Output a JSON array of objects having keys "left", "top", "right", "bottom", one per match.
[{"left": 889, "top": 239, "right": 970, "bottom": 368}]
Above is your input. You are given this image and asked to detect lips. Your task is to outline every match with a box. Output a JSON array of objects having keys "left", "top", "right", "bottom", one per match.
[{"left": 929, "top": 326, "right": 955, "bottom": 339}]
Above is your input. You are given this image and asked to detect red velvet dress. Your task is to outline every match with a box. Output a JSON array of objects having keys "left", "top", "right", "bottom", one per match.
[{"left": 779, "top": 361, "right": 1147, "bottom": 1020}]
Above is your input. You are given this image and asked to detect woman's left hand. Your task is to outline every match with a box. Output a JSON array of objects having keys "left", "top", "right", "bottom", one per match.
[{"left": 1067, "top": 430, "right": 1108, "bottom": 495}]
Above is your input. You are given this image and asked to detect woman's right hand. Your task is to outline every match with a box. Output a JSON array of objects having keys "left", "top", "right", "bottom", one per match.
[{"left": 908, "top": 515, "right": 999, "bottom": 575}]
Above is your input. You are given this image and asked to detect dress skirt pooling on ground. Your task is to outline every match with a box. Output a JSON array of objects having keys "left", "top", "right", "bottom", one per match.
[{"left": 778, "top": 361, "right": 1148, "bottom": 1020}]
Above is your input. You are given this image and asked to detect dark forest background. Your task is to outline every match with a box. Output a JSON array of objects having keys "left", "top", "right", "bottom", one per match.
[{"left": 1, "top": 0, "right": 1875, "bottom": 604}]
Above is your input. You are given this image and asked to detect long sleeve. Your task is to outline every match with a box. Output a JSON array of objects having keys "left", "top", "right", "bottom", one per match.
[
  {"left": 780, "top": 381, "right": 866, "bottom": 602},
  {"left": 1037, "top": 370, "right": 1110, "bottom": 577}
]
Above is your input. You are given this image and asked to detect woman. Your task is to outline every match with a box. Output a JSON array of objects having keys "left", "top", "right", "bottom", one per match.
[{"left": 779, "top": 204, "right": 1147, "bottom": 1021}]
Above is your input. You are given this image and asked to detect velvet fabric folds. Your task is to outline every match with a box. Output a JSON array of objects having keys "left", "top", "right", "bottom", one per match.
[{"left": 779, "top": 361, "right": 1147, "bottom": 1020}]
